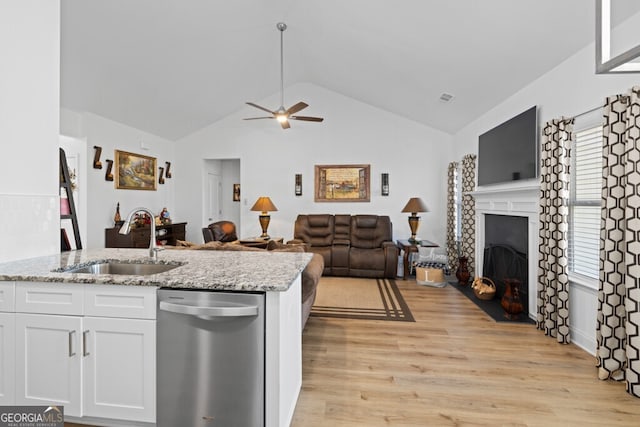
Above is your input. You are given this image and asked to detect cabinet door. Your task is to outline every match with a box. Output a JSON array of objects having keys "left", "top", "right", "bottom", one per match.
[
  {"left": 83, "top": 317, "right": 155, "bottom": 423},
  {"left": 15, "top": 313, "right": 82, "bottom": 416},
  {"left": 0, "top": 313, "right": 15, "bottom": 405}
]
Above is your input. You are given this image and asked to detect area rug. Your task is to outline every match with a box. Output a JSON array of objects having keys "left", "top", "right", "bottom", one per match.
[
  {"left": 311, "top": 277, "right": 414, "bottom": 322},
  {"left": 450, "top": 281, "right": 534, "bottom": 324}
]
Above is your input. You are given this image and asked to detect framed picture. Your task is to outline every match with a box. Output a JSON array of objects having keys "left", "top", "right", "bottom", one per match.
[
  {"left": 314, "top": 164, "right": 370, "bottom": 202},
  {"left": 233, "top": 184, "right": 241, "bottom": 201},
  {"left": 115, "top": 150, "right": 157, "bottom": 190}
]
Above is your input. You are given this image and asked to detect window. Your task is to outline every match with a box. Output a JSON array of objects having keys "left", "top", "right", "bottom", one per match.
[{"left": 568, "top": 125, "right": 602, "bottom": 280}]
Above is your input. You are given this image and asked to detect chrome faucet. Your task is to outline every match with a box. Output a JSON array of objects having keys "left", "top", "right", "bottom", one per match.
[{"left": 119, "top": 207, "right": 164, "bottom": 260}]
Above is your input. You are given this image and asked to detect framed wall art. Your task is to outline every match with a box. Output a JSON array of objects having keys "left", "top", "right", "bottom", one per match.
[
  {"left": 115, "top": 150, "right": 157, "bottom": 190},
  {"left": 314, "top": 164, "right": 370, "bottom": 202},
  {"left": 233, "top": 184, "right": 241, "bottom": 201}
]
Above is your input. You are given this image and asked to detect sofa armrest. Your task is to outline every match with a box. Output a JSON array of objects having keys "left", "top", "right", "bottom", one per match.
[
  {"left": 333, "top": 239, "right": 351, "bottom": 246},
  {"left": 382, "top": 241, "right": 397, "bottom": 250},
  {"left": 382, "top": 241, "right": 400, "bottom": 278}
]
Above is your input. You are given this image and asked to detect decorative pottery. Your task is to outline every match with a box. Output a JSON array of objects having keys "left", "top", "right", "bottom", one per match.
[{"left": 456, "top": 256, "right": 471, "bottom": 286}]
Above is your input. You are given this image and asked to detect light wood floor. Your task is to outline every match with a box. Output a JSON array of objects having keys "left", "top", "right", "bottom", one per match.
[{"left": 291, "top": 280, "right": 640, "bottom": 427}]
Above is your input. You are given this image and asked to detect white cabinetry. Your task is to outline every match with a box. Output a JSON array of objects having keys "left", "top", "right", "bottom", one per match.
[
  {"left": 15, "top": 313, "right": 83, "bottom": 415},
  {"left": 7, "top": 282, "right": 156, "bottom": 424},
  {"left": 83, "top": 285, "right": 156, "bottom": 422},
  {"left": 0, "top": 281, "right": 15, "bottom": 405}
]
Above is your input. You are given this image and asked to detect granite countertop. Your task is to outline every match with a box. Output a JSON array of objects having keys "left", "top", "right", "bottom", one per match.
[{"left": 0, "top": 248, "right": 313, "bottom": 292}]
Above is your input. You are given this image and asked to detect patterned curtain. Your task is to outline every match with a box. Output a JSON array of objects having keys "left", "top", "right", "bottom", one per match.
[
  {"left": 537, "top": 118, "right": 572, "bottom": 344},
  {"left": 446, "top": 161, "right": 459, "bottom": 271},
  {"left": 597, "top": 86, "right": 640, "bottom": 398},
  {"left": 460, "top": 154, "right": 477, "bottom": 276}
]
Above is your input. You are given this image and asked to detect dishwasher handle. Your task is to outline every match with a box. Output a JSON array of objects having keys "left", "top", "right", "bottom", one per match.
[{"left": 159, "top": 300, "right": 259, "bottom": 319}]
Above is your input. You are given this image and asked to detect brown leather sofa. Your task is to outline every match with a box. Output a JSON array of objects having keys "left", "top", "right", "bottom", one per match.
[{"left": 290, "top": 214, "right": 398, "bottom": 279}]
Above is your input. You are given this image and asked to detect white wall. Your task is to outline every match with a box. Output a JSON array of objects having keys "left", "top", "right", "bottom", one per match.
[
  {"left": 175, "top": 83, "right": 453, "bottom": 244},
  {"left": 451, "top": 13, "right": 640, "bottom": 354},
  {"left": 0, "top": 1, "right": 60, "bottom": 262},
  {"left": 61, "top": 110, "right": 176, "bottom": 248}
]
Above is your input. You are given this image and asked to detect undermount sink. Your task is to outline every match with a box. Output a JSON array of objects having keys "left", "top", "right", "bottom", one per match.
[{"left": 63, "top": 261, "right": 183, "bottom": 276}]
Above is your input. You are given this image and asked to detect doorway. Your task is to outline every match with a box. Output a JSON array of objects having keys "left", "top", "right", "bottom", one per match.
[{"left": 203, "top": 159, "right": 241, "bottom": 237}]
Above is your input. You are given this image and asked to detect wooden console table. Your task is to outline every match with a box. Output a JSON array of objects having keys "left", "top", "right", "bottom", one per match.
[
  {"left": 105, "top": 222, "right": 187, "bottom": 248},
  {"left": 396, "top": 239, "right": 438, "bottom": 280}
]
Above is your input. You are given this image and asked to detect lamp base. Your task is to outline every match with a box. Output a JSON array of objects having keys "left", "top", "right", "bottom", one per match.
[
  {"left": 407, "top": 215, "right": 421, "bottom": 244},
  {"left": 258, "top": 214, "right": 271, "bottom": 240}
]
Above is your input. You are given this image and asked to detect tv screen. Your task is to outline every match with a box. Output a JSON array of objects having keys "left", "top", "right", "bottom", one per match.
[{"left": 477, "top": 106, "right": 538, "bottom": 186}]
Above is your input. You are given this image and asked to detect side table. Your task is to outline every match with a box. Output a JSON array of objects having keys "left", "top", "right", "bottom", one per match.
[{"left": 396, "top": 239, "right": 438, "bottom": 280}]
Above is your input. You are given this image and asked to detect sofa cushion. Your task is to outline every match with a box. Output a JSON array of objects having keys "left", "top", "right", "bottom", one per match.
[
  {"left": 307, "top": 214, "right": 331, "bottom": 227},
  {"left": 294, "top": 214, "right": 335, "bottom": 247},
  {"left": 350, "top": 215, "right": 393, "bottom": 249}
]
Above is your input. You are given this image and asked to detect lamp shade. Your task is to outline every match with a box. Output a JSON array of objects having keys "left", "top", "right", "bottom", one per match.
[
  {"left": 401, "top": 197, "right": 428, "bottom": 214},
  {"left": 250, "top": 196, "right": 278, "bottom": 213}
]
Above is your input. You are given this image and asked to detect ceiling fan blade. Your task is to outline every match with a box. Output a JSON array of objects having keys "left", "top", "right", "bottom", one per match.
[
  {"left": 246, "top": 102, "right": 275, "bottom": 115},
  {"left": 286, "top": 102, "right": 308, "bottom": 115},
  {"left": 280, "top": 120, "right": 291, "bottom": 130},
  {"left": 290, "top": 116, "right": 324, "bottom": 122},
  {"left": 243, "top": 117, "right": 275, "bottom": 120}
]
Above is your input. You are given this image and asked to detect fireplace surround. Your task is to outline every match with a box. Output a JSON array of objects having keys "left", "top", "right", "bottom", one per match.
[{"left": 469, "top": 180, "right": 540, "bottom": 320}]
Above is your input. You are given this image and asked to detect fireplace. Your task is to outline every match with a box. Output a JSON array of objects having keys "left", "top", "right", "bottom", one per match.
[
  {"left": 483, "top": 214, "right": 528, "bottom": 314},
  {"left": 469, "top": 181, "right": 539, "bottom": 320}
]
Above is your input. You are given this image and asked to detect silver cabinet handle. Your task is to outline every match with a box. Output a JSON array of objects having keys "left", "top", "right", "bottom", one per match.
[
  {"left": 159, "top": 301, "right": 258, "bottom": 319},
  {"left": 68, "top": 330, "right": 76, "bottom": 357},
  {"left": 83, "top": 330, "right": 90, "bottom": 357}
]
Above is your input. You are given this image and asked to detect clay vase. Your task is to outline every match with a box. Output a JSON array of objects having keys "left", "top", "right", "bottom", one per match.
[
  {"left": 501, "top": 278, "right": 524, "bottom": 320},
  {"left": 456, "top": 256, "right": 471, "bottom": 286}
]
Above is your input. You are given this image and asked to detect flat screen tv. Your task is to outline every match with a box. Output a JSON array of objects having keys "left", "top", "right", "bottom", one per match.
[{"left": 477, "top": 106, "right": 538, "bottom": 186}]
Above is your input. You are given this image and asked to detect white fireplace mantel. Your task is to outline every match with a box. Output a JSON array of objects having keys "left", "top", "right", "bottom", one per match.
[{"left": 468, "top": 179, "right": 540, "bottom": 319}]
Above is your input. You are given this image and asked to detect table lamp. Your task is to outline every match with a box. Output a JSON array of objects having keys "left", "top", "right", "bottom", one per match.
[
  {"left": 250, "top": 196, "right": 278, "bottom": 239},
  {"left": 401, "top": 197, "right": 428, "bottom": 243}
]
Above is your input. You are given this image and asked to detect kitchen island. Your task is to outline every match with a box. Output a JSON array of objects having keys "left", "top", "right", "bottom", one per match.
[{"left": 0, "top": 248, "right": 312, "bottom": 427}]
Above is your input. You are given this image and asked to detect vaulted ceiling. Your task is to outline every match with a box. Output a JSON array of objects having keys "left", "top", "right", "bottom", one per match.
[{"left": 60, "top": 0, "right": 640, "bottom": 141}]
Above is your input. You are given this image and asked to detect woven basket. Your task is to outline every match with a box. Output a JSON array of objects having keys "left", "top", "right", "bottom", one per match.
[{"left": 472, "top": 277, "right": 496, "bottom": 301}]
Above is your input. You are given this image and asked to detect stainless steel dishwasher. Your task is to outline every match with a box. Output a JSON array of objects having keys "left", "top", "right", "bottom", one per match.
[{"left": 157, "top": 288, "right": 265, "bottom": 427}]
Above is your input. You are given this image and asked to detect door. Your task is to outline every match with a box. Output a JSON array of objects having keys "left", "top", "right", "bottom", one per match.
[
  {"left": 83, "top": 316, "right": 155, "bottom": 422},
  {"left": 206, "top": 172, "right": 222, "bottom": 225},
  {"left": 15, "top": 313, "right": 82, "bottom": 416},
  {"left": 0, "top": 313, "right": 15, "bottom": 405}
]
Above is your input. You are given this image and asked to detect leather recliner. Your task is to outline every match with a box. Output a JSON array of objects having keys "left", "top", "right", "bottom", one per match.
[
  {"left": 202, "top": 220, "right": 238, "bottom": 243},
  {"left": 291, "top": 214, "right": 398, "bottom": 278}
]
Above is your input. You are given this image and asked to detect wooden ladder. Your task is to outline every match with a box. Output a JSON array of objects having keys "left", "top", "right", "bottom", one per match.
[{"left": 60, "top": 148, "right": 82, "bottom": 250}]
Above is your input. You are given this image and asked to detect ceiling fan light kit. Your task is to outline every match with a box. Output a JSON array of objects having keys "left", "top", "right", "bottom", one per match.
[{"left": 244, "top": 22, "right": 324, "bottom": 129}]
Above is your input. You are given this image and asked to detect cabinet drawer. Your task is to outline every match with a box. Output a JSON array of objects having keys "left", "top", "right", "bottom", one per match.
[
  {"left": 0, "top": 282, "right": 15, "bottom": 312},
  {"left": 15, "top": 283, "right": 83, "bottom": 315},
  {"left": 84, "top": 285, "right": 157, "bottom": 319}
]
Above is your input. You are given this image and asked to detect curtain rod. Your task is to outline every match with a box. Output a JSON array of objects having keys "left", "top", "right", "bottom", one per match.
[{"left": 563, "top": 95, "right": 629, "bottom": 123}]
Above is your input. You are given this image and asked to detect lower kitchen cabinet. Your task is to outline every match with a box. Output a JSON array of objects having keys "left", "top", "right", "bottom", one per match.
[
  {"left": 15, "top": 313, "right": 83, "bottom": 415},
  {"left": 83, "top": 316, "right": 155, "bottom": 422},
  {"left": 6, "top": 282, "right": 157, "bottom": 425},
  {"left": 0, "top": 312, "right": 15, "bottom": 405}
]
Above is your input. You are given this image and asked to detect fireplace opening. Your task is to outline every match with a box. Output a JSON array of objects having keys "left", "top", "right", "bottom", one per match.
[{"left": 483, "top": 214, "right": 528, "bottom": 315}]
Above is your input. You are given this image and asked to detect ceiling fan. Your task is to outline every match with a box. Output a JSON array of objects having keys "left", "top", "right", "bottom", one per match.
[{"left": 244, "top": 22, "right": 324, "bottom": 129}]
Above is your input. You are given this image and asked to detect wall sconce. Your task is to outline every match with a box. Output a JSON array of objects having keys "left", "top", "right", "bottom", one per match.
[
  {"left": 295, "top": 174, "right": 302, "bottom": 196},
  {"left": 250, "top": 196, "right": 278, "bottom": 239},
  {"left": 381, "top": 173, "right": 389, "bottom": 196}
]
